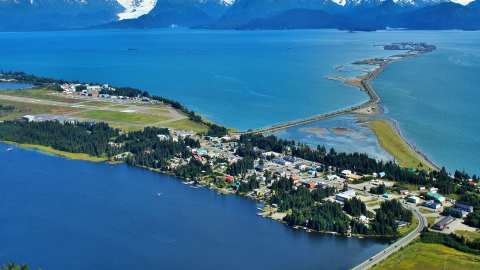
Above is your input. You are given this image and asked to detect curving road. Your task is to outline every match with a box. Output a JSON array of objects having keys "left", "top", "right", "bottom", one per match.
[{"left": 351, "top": 205, "right": 427, "bottom": 270}]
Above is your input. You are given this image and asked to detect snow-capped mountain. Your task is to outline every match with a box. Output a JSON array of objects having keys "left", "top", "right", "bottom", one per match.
[
  {"left": 0, "top": 0, "right": 478, "bottom": 30},
  {"left": 117, "top": 0, "right": 157, "bottom": 20},
  {"left": 103, "top": 0, "right": 233, "bottom": 28},
  {"left": 0, "top": 0, "right": 123, "bottom": 30}
]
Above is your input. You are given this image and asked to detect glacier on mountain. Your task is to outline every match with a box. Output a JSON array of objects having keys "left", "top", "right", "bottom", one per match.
[{"left": 117, "top": 0, "right": 158, "bottom": 19}]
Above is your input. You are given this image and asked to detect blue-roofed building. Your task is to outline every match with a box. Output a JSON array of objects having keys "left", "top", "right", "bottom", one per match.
[{"left": 455, "top": 202, "right": 474, "bottom": 213}]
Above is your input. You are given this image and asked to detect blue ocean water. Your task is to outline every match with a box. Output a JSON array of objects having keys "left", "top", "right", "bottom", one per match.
[
  {"left": 0, "top": 29, "right": 478, "bottom": 173},
  {"left": 0, "top": 29, "right": 393, "bottom": 129},
  {"left": 0, "top": 143, "right": 386, "bottom": 270},
  {"left": 372, "top": 31, "right": 480, "bottom": 174}
]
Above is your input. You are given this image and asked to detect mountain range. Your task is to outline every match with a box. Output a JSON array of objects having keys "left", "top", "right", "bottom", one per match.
[
  {"left": 0, "top": 0, "right": 123, "bottom": 31},
  {"left": 0, "top": 0, "right": 478, "bottom": 31}
]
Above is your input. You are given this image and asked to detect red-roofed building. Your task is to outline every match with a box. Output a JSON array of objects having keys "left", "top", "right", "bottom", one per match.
[{"left": 225, "top": 175, "right": 234, "bottom": 183}]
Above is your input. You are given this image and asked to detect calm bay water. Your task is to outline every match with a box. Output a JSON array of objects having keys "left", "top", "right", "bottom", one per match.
[
  {"left": 0, "top": 29, "right": 477, "bottom": 173},
  {"left": 372, "top": 31, "right": 480, "bottom": 174},
  {"left": 0, "top": 29, "right": 393, "bottom": 129},
  {"left": 0, "top": 143, "right": 386, "bottom": 270}
]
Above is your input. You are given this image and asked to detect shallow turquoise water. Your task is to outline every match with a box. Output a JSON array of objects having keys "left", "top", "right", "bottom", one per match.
[
  {"left": 275, "top": 115, "right": 392, "bottom": 161},
  {"left": 0, "top": 143, "right": 386, "bottom": 270}
]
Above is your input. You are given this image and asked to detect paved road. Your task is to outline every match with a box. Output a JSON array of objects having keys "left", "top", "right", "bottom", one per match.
[{"left": 351, "top": 205, "right": 427, "bottom": 270}]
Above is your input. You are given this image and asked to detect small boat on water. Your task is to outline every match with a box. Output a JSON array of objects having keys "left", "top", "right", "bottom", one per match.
[
  {"left": 6, "top": 147, "right": 13, "bottom": 151},
  {"left": 157, "top": 192, "right": 163, "bottom": 197}
]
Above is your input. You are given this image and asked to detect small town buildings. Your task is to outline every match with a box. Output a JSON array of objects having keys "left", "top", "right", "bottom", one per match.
[
  {"left": 449, "top": 207, "right": 469, "bottom": 218},
  {"left": 406, "top": 196, "right": 421, "bottom": 204},
  {"left": 426, "top": 192, "right": 446, "bottom": 204},
  {"left": 307, "top": 169, "right": 317, "bottom": 177},
  {"left": 455, "top": 202, "right": 474, "bottom": 213},
  {"left": 327, "top": 175, "right": 340, "bottom": 181},
  {"left": 254, "top": 164, "right": 265, "bottom": 172},
  {"left": 113, "top": 152, "right": 131, "bottom": 161},
  {"left": 22, "top": 115, "right": 35, "bottom": 122},
  {"left": 225, "top": 175, "right": 234, "bottom": 183},
  {"left": 262, "top": 151, "right": 280, "bottom": 158},
  {"left": 157, "top": 134, "right": 170, "bottom": 141},
  {"left": 370, "top": 179, "right": 383, "bottom": 186},
  {"left": 423, "top": 200, "right": 441, "bottom": 210},
  {"left": 396, "top": 220, "right": 409, "bottom": 228},
  {"left": 432, "top": 216, "right": 455, "bottom": 231},
  {"left": 336, "top": 190, "right": 356, "bottom": 202},
  {"left": 297, "top": 164, "right": 309, "bottom": 171},
  {"left": 196, "top": 148, "right": 208, "bottom": 156},
  {"left": 359, "top": 215, "right": 369, "bottom": 224},
  {"left": 22, "top": 114, "right": 76, "bottom": 123},
  {"left": 272, "top": 158, "right": 291, "bottom": 166},
  {"left": 175, "top": 130, "right": 194, "bottom": 139}
]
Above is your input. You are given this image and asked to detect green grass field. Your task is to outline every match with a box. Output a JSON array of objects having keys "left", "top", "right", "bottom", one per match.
[
  {"left": 369, "top": 120, "right": 434, "bottom": 170},
  {"left": 366, "top": 199, "right": 381, "bottom": 207},
  {"left": 372, "top": 242, "right": 480, "bottom": 270},
  {"left": 1, "top": 89, "right": 211, "bottom": 134},
  {"left": 163, "top": 118, "right": 208, "bottom": 133},
  {"left": 398, "top": 215, "right": 419, "bottom": 237},
  {"left": 455, "top": 230, "right": 480, "bottom": 241},
  {"left": 75, "top": 110, "right": 169, "bottom": 125},
  {"left": 77, "top": 100, "right": 116, "bottom": 108},
  {"left": 427, "top": 216, "right": 437, "bottom": 227},
  {"left": 1, "top": 88, "right": 81, "bottom": 103},
  {"left": 0, "top": 99, "right": 80, "bottom": 120},
  {"left": 419, "top": 207, "right": 435, "bottom": 214}
]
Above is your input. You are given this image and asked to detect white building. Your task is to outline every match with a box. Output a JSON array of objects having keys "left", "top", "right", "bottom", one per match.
[
  {"left": 336, "top": 190, "right": 356, "bottom": 202},
  {"left": 157, "top": 134, "right": 170, "bottom": 141}
]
